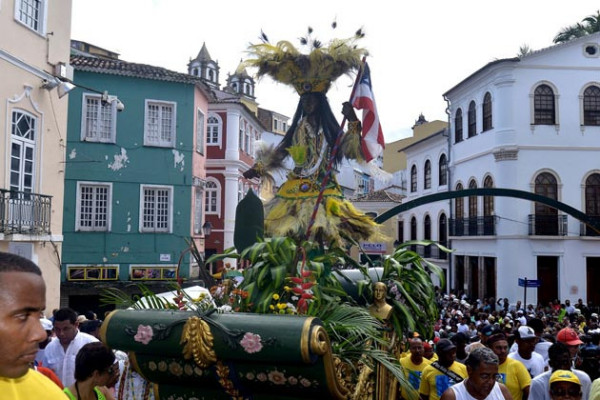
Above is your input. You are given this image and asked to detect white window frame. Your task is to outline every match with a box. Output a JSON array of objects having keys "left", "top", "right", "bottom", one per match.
[
  {"left": 144, "top": 99, "right": 176, "bottom": 148},
  {"left": 139, "top": 184, "right": 173, "bottom": 233},
  {"left": 193, "top": 186, "right": 203, "bottom": 234},
  {"left": 206, "top": 113, "right": 222, "bottom": 147},
  {"left": 196, "top": 108, "right": 205, "bottom": 154},
  {"left": 10, "top": 109, "right": 37, "bottom": 194},
  {"left": 14, "top": 0, "right": 47, "bottom": 35},
  {"left": 81, "top": 93, "right": 117, "bottom": 143},
  {"left": 75, "top": 181, "right": 112, "bottom": 232},
  {"left": 205, "top": 178, "right": 221, "bottom": 217}
]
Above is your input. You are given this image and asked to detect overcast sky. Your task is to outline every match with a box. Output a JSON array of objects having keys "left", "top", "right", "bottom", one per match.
[{"left": 71, "top": 0, "right": 600, "bottom": 142}]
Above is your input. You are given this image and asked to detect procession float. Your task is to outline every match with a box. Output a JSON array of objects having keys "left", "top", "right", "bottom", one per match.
[{"left": 100, "top": 26, "right": 446, "bottom": 400}]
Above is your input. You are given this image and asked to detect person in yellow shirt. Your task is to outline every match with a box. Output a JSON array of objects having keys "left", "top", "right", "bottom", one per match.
[
  {"left": 487, "top": 333, "right": 531, "bottom": 400},
  {"left": 419, "top": 339, "right": 468, "bottom": 400},
  {"left": 401, "top": 338, "right": 432, "bottom": 399},
  {"left": 0, "top": 252, "right": 67, "bottom": 399}
]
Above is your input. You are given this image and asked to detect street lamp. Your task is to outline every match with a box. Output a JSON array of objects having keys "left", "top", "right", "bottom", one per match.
[{"left": 202, "top": 221, "right": 212, "bottom": 237}]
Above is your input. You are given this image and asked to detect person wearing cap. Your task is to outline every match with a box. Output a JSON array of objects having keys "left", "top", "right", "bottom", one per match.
[
  {"left": 35, "top": 317, "right": 55, "bottom": 366},
  {"left": 508, "top": 326, "right": 546, "bottom": 378},
  {"left": 549, "top": 369, "right": 582, "bottom": 399},
  {"left": 556, "top": 327, "right": 584, "bottom": 367},
  {"left": 486, "top": 333, "right": 531, "bottom": 400},
  {"left": 440, "top": 347, "right": 512, "bottom": 400},
  {"left": 419, "top": 338, "right": 468, "bottom": 400},
  {"left": 0, "top": 252, "right": 67, "bottom": 399},
  {"left": 400, "top": 338, "right": 432, "bottom": 399},
  {"left": 531, "top": 342, "right": 591, "bottom": 400},
  {"left": 467, "top": 324, "right": 499, "bottom": 353},
  {"left": 424, "top": 341, "right": 439, "bottom": 362}
]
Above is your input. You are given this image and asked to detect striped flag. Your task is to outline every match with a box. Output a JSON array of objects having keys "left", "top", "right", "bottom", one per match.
[{"left": 351, "top": 62, "right": 385, "bottom": 163}]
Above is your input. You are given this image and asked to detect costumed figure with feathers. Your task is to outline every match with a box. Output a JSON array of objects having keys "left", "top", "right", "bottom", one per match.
[{"left": 243, "top": 28, "right": 386, "bottom": 247}]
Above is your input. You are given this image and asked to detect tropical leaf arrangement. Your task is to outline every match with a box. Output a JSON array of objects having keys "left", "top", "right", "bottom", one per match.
[{"left": 101, "top": 236, "right": 448, "bottom": 396}]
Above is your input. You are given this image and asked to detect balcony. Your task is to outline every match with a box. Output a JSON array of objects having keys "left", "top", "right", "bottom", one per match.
[
  {"left": 528, "top": 214, "right": 567, "bottom": 236},
  {"left": 581, "top": 217, "right": 600, "bottom": 237},
  {"left": 415, "top": 244, "right": 448, "bottom": 260},
  {"left": 0, "top": 190, "right": 52, "bottom": 234},
  {"left": 449, "top": 216, "right": 496, "bottom": 236}
]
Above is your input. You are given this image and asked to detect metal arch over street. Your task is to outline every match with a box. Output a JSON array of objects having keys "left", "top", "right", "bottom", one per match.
[{"left": 374, "top": 188, "right": 599, "bottom": 231}]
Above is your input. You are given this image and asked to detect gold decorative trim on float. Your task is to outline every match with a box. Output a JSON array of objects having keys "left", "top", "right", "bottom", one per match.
[
  {"left": 300, "top": 317, "right": 315, "bottom": 363},
  {"left": 128, "top": 351, "right": 150, "bottom": 381},
  {"left": 311, "top": 324, "right": 351, "bottom": 400},
  {"left": 216, "top": 361, "right": 244, "bottom": 400},
  {"left": 180, "top": 316, "right": 217, "bottom": 368},
  {"left": 98, "top": 309, "right": 117, "bottom": 343}
]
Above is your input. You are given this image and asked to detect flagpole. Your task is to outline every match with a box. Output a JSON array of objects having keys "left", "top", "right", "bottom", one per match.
[{"left": 303, "top": 57, "right": 367, "bottom": 242}]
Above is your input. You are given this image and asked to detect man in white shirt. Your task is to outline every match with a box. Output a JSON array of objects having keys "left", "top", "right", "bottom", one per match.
[
  {"left": 42, "top": 307, "right": 98, "bottom": 387},
  {"left": 509, "top": 325, "right": 546, "bottom": 378},
  {"left": 530, "top": 342, "right": 591, "bottom": 400}
]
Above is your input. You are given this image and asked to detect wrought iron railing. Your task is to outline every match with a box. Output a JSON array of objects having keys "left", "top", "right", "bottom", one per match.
[
  {"left": 415, "top": 243, "right": 448, "bottom": 260},
  {"left": 581, "top": 217, "right": 600, "bottom": 237},
  {"left": 449, "top": 216, "right": 496, "bottom": 236},
  {"left": 528, "top": 214, "right": 567, "bottom": 236},
  {"left": 0, "top": 189, "right": 52, "bottom": 234}
]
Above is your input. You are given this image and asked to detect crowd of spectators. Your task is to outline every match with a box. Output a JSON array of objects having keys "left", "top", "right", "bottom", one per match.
[{"left": 398, "top": 292, "right": 600, "bottom": 399}]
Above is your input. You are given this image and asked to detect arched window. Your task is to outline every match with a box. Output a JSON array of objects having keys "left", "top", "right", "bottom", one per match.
[
  {"left": 585, "top": 173, "right": 600, "bottom": 215},
  {"left": 482, "top": 92, "right": 492, "bottom": 132},
  {"left": 483, "top": 176, "right": 494, "bottom": 216},
  {"left": 424, "top": 160, "right": 431, "bottom": 190},
  {"left": 424, "top": 215, "right": 431, "bottom": 257},
  {"left": 439, "top": 213, "right": 447, "bottom": 259},
  {"left": 455, "top": 183, "right": 464, "bottom": 219},
  {"left": 410, "top": 217, "right": 417, "bottom": 241},
  {"left": 411, "top": 165, "right": 417, "bottom": 193},
  {"left": 206, "top": 114, "right": 222, "bottom": 146},
  {"left": 204, "top": 179, "right": 220, "bottom": 215},
  {"left": 534, "top": 84, "right": 556, "bottom": 125},
  {"left": 534, "top": 172, "right": 558, "bottom": 234},
  {"left": 424, "top": 215, "right": 431, "bottom": 240},
  {"left": 583, "top": 85, "right": 600, "bottom": 126},
  {"left": 455, "top": 109, "right": 463, "bottom": 143},
  {"left": 468, "top": 101, "right": 477, "bottom": 137},
  {"left": 468, "top": 180, "right": 478, "bottom": 217},
  {"left": 468, "top": 180, "right": 478, "bottom": 235},
  {"left": 439, "top": 154, "right": 448, "bottom": 186}
]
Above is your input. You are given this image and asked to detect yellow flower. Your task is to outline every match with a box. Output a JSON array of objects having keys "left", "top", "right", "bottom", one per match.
[
  {"left": 272, "top": 294, "right": 280, "bottom": 300},
  {"left": 284, "top": 286, "right": 291, "bottom": 292},
  {"left": 269, "top": 305, "right": 275, "bottom": 310},
  {"left": 277, "top": 303, "right": 287, "bottom": 310}
]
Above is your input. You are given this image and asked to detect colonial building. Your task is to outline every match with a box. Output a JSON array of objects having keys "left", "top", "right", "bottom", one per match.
[
  {"left": 391, "top": 120, "right": 450, "bottom": 284},
  {"left": 0, "top": 0, "right": 72, "bottom": 310},
  {"left": 189, "top": 46, "right": 277, "bottom": 270},
  {"left": 441, "top": 33, "right": 600, "bottom": 305},
  {"left": 61, "top": 49, "right": 212, "bottom": 311}
]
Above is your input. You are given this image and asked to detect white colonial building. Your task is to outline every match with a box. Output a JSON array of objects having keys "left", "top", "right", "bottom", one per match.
[{"left": 441, "top": 32, "right": 600, "bottom": 306}]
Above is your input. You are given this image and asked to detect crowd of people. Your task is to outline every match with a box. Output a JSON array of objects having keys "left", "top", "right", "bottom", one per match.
[
  {"left": 2, "top": 250, "right": 600, "bottom": 400},
  {"left": 396, "top": 291, "right": 600, "bottom": 399}
]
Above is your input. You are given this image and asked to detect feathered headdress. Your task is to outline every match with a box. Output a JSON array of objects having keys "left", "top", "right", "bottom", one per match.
[{"left": 244, "top": 27, "right": 368, "bottom": 95}]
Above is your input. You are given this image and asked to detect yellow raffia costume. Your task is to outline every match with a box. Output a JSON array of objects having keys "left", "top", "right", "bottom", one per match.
[{"left": 243, "top": 30, "right": 382, "bottom": 247}]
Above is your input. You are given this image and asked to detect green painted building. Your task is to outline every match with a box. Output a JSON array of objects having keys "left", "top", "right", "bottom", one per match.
[{"left": 61, "top": 53, "right": 211, "bottom": 313}]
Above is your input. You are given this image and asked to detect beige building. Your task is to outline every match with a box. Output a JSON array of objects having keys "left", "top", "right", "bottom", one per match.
[
  {"left": 383, "top": 115, "right": 447, "bottom": 173},
  {"left": 0, "top": 0, "right": 72, "bottom": 310}
]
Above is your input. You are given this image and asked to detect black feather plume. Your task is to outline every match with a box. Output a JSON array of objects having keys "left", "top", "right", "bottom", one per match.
[
  {"left": 355, "top": 28, "right": 365, "bottom": 38},
  {"left": 299, "top": 37, "right": 308, "bottom": 45},
  {"left": 308, "top": 26, "right": 313, "bottom": 34},
  {"left": 313, "top": 39, "right": 322, "bottom": 49},
  {"left": 260, "top": 29, "right": 269, "bottom": 43},
  {"left": 331, "top": 19, "right": 337, "bottom": 29}
]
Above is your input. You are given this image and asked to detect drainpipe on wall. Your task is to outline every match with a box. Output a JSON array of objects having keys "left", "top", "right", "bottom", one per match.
[{"left": 443, "top": 94, "right": 453, "bottom": 295}]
